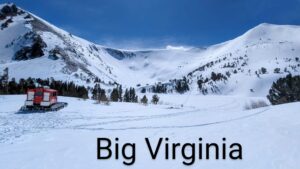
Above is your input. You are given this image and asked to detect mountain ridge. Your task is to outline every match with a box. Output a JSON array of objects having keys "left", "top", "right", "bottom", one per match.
[{"left": 1, "top": 3, "right": 300, "bottom": 96}]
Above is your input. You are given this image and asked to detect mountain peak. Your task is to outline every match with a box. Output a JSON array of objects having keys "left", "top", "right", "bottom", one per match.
[
  {"left": 1, "top": 4, "right": 300, "bottom": 96},
  {"left": 227, "top": 22, "right": 300, "bottom": 48},
  {"left": 0, "top": 3, "right": 21, "bottom": 16}
]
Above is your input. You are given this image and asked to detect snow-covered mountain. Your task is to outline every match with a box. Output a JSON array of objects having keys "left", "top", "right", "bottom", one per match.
[
  {"left": 0, "top": 3, "right": 126, "bottom": 87},
  {"left": 1, "top": 3, "right": 300, "bottom": 96}
]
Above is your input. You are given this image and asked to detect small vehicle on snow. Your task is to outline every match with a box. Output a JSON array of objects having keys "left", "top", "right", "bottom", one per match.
[{"left": 20, "top": 86, "right": 68, "bottom": 112}]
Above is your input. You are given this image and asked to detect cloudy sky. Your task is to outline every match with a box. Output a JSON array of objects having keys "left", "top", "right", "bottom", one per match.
[{"left": 6, "top": 0, "right": 300, "bottom": 49}]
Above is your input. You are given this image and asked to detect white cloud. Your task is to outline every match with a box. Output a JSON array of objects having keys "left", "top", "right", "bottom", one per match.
[
  {"left": 96, "top": 37, "right": 193, "bottom": 50},
  {"left": 165, "top": 45, "right": 192, "bottom": 51}
]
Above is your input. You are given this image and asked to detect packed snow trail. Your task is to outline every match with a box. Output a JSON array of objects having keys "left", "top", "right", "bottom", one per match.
[
  {"left": 70, "top": 108, "right": 269, "bottom": 131},
  {"left": 0, "top": 95, "right": 250, "bottom": 142}
]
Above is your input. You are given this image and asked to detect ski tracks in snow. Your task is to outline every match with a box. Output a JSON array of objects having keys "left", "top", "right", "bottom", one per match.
[
  {"left": 0, "top": 111, "right": 67, "bottom": 143},
  {"left": 63, "top": 97, "right": 269, "bottom": 131},
  {"left": 0, "top": 96, "right": 269, "bottom": 143}
]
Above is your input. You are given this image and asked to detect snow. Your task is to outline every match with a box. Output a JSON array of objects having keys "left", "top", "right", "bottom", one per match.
[
  {"left": 0, "top": 95, "right": 299, "bottom": 169},
  {"left": 0, "top": 13, "right": 31, "bottom": 62},
  {"left": 1, "top": 5, "right": 300, "bottom": 95},
  {"left": 59, "top": 23, "right": 300, "bottom": 94},
  {"left": 0, "top": 4, "right": 300, "bottom": 169},
  {"left": 1, "top": 6, "right": 300, "bottom": 168}
]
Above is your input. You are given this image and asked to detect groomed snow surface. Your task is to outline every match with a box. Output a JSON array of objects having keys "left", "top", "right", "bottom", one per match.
[{"left": 0, "top": 95, "right": 299, "bottom": 169}]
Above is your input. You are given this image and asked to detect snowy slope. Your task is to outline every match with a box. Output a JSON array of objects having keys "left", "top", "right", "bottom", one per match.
[
  {"left": 122, "top": 23, "right": 300, "bottom": 96},
  {"left": 0, "top": 3, "right": 126, "bottom": 87},
  {"left": 0, "top": 95, "right": 299, "bottom": 169},
  {"left": 1, "top": 3, "right": 300, "bottom": 95},
  {"left": 184, "top": 23, "right": 300, "bottom": 96}
]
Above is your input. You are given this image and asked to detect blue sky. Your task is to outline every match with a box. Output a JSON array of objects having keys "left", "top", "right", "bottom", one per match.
[{"left": 4, "top": 0, "right": 300, "bottom": 49}]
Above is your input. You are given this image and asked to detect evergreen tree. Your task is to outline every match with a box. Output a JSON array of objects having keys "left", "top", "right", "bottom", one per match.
[
  {"left": 110, "top": 88, "right": 119, "bottom": 102},
  {"left": 77, "top": 86, "right": 89, "bottom": 99},
  {"left": 140, "top": 95, "right": 148, "bottom": 105},
  {"left": 3, "top": 67, "right": 8, "bottom": 83},
  {"left": 261, "top": 67, "right": 267, "bottom": 74},
  {"left": 118, "top": 85, "right": 123, "bottom": 102},
  {"left": 175, "top": 77, "right": 189, "bottom": 94},
  {"left": 123, "top": 88, "right": 138, "bottom": 102},
  {"left": 197, "top": 79, "right": 204, "bottom": 90},
  {"left": 123, "top": 89, "right": 129, "bottom": 102},
  {"left": 1, "top": 67, "right": 9, "bottom": 94},
  {"left": 134, "top": 95, "right": 138, "bottom": 103},
  {"left": 152, "top": 83, "right": 167, "bottom": 93},
  {"left": 92, "top": 84, "right": 101, "bottom": 100},
  {"left": 94, "top": 77, "right": 101, "bottom": 83},
  {"left": 99, "top": 90, "right": 109, "bottom": 103},
  {"left": 267, "top": 74, "right": 300, "bottom": 105},
  {"left": 8, "top": 78, "right": 18, "bottom": 94},
  {"left": 129, "top": 88, "right": 135, "bottom": 102},
  {"left": 274, "top": 68, "right": 280, "bottom": 74},
  {"left": 151, "top": 94, "right": 159, "bottom": 104}
]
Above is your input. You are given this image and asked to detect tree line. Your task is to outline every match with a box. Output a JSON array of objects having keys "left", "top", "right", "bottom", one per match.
[
  {"left": 0, "top": 68, "right": 163, "bottom": 104},
  {"left": 0, "top": 68, "right": 89, "bottom": 98},
  {"left": 0, "top": 77, "right": 89, "bottom": 99},
  {"left": 92, "top": 84, "right": 160, "bottom": 105},
  {"left": 144, "top": 76, "right": 190, "bottom": 94}
]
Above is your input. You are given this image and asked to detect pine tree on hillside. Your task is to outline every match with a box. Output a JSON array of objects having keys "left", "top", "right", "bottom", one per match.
[
  {"left": 267, "top": 74, "right": 300, "bottom": 105},
  {"left": 140, "top": 95, "right": 148, "bottom": 105},
  {"left": 151, "top": 94, "right": 159, "bottom": 104},
  {"left": 123, "top": 88, "right": 138, "bottom": 102},
  {"left": 99, "top": 90, "right": 109, "bottom": 103},
  {"left": 123, "top": 89, "right": 129, "bottom": 102},
  {"left": 2, "top": 67, "right": 9, "bottom": 83},
  {"left": 152, "top": 83, "right": 167, "bottom": 93},
  {"left": 175, "top": 77, "right": 189, "bottom": 94},
  {"left": 26, "top": 77, "right": 35, "bottom": 89},
  {"left": 134, "top": 95, "right": 138, "bottom": 103},
  {"left": 91, "top": 83, "right": 108, "bottom": 103},
  {"left": 141, "top": 87, "right": 146, "bottom": 93},
  {"left": 0, "top": 68, "right": 9, "bottom": 94},
  {"left": 92, "top": 84, "right": 101, "bottom": 100},
  {"left": 129, "top": 88, "right": 135, "bottom": 102},
  {"left": 77, "top": 86, "right": 89, "bottom": 99},
  {"left": 7, "top": 78, "right": 18, "bottom": 94},
  {"left": 110, "top": 88, "right": 119, "bottom": 102},
  {"left": 118, "top": 85, "right": 123, "bottom": 102},
  {"left": 274, "top": 68, "right": 280, "bottom": 74},
  {"left": 197, "top": 79, "right": 204, "bottom": 90},
  {"left": 261, "top": 67, "right": 267, "bottom": 74}
]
